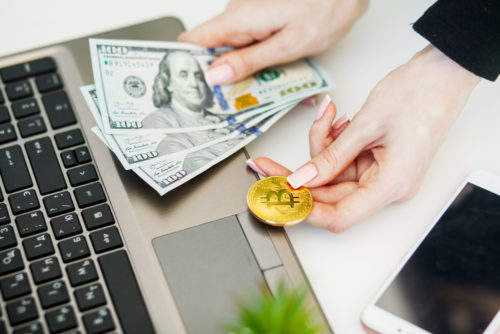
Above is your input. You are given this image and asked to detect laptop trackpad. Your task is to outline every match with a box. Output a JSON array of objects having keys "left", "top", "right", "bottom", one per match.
[{"left": 152, "top": 215, "right": 264, "bottom": 334}]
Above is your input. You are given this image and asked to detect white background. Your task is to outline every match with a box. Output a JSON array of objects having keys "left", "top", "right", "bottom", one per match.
[{"left": 2, "top": 1, "right": 500, "bottom": 333}]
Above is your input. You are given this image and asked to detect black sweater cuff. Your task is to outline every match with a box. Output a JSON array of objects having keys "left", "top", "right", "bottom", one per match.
[{"left": 413, "top": 0, "right": 500, "bottom": 81}]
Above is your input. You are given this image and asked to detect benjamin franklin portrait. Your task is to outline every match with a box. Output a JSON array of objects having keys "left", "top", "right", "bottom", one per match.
[{"left": 143, "top": 50, "right": 245, "bottom": 173}]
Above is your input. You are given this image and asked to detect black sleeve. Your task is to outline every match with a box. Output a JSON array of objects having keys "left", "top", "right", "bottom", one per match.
[{"left": 413, "top": 0, "right": 500, "bottom": 81}]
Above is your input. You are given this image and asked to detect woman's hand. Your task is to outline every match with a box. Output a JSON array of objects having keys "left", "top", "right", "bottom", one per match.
[
  {"left": 179, "top": 0, "right": 368, "bottom": 85},
  {"left": 248, "top": 45, "right": 480, "bottom": 233}
]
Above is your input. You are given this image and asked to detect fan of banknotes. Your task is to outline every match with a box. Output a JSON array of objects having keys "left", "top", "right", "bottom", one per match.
[{"left": 81, "top": 38, "right": 334, "bottom": 195}]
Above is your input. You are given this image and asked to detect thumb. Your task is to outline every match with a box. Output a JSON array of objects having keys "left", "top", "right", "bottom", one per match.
[
  {"left": 206, "top": 30, "right": 302, "bottom": 85},
  {"left": 287, "top": 121, "right": 371, "bottom": 189}
]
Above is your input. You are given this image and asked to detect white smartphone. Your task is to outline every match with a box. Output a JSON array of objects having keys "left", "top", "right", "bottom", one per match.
[{"left": 362, "top": 170, "right": 500, "bottom": 334}]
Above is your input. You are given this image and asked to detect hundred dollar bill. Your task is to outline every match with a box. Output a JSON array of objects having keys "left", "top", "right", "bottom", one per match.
[
  {"left": 91, "top": 106, "right": 294, "bottom": 196},
  {"left": 89, "top": 38, "right": 334, "bottom": 134},
  {"left": 81, "top": 85, "right": 298, "bottom": 169}
]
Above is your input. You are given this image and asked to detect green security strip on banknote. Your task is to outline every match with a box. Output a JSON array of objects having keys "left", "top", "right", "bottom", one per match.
[{"left": 89, "top": 38, "right": 334, "bottom": 135}]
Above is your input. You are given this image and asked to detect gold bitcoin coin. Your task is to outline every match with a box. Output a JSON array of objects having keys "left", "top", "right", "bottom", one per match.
[{"left": 247, "top": 176, "right": 313, "bottom": 227}]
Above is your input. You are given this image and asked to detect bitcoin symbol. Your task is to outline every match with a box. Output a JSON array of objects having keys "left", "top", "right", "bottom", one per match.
[
  {"left": 261, "top": 189, "right": 299, "bottom": 208},
  {"left": 247, "top": 176, "right": 313, "bottom": 227}
]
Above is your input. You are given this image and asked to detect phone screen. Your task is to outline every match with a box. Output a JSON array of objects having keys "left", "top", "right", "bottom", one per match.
[{"left": 374, "top": 183, "right": 500, "bottom": 334}]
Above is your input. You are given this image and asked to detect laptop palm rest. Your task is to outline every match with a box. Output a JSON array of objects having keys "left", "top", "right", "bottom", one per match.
[{"left": 153, "top": 215, "right": 264, "bottom": 333}]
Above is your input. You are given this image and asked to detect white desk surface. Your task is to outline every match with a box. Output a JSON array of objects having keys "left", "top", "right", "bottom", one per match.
[{"left": 2, "top": 1, "right": 499, "bottom": 333}]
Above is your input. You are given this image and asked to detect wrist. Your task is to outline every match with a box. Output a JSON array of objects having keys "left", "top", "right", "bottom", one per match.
[{"left": 412, "top": 44, "right": 480, "bottom": 91}]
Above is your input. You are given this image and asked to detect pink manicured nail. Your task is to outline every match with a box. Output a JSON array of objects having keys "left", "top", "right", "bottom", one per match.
[
  {"left": 315, "top": 95, "right": 331, "bottom": 121},
  {"left": 287, "top": 164, "right": 318, "bottom": 189},
  {"left": 331, "top": 121, "right": 349, "bottom": 138},
  {"left": 246, "top": 159, "right": 268, "bottom": 177},
  {"left": 332, "top": 113, "right": 350, "bottom": 131},
  {"left": 300, "top": 96, "right": 317, "bottom": 106},
  {"left": 206, "top": 63, "right": 235, "bottom": 86}
]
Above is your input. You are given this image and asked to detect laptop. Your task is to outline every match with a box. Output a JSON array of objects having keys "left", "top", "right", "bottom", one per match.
[{"left": 0, "top": 17, "right": 331, "bottom": 333}]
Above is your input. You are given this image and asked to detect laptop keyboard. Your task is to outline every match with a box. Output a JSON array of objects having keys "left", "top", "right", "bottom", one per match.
[{"left": 0, "top": 57, "right": 154, "bottom": 333}]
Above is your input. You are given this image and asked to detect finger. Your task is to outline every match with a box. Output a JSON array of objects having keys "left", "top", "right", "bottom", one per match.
[
  {"left": 331, "top": 115, "right": 350, "bottom": 139},
  {"left": 248, "top": 157, "right": 357, "bottom": 206},
  {"left": 288, "top": 118, "right": 375, "bottom": 188},
  {"left": 328, "top": 150, "right": 374, "bottom": 184},
  {"left": 178, "top": 6, "right": 282, "bottom": 48},
  {"left": 206, "top": 27, "right": 307, "bottom": 85},
  {"left": 309, "top": 96, "right": 337, "bottom": 158},
  {"left": 246, "top": 157, "right": 291, "bottom": 177},
  {"left": 306, "top": 164, "right": 395, "bottom": 233},
  {"left": 308, "top": 181, "right": 358, "bottom": 204},
  {"left": 299, "top": 95, "right": 318, "bottom": 107}
]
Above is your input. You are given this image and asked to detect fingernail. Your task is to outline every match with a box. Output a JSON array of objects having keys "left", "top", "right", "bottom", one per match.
[
  {"left": 315, "top": 95, "right": 331, "bottom": 121},
  {"left": 300, "top": 96, "right": 317, "bottom": 106},
  {"left": 331, "top": 121, "right": 349, "bottom": 138},
  {"left": 287, "top": 164, "right": 318, "bottom": 189},
  {"left": 332, "top": 113, "right": 350, "bottom": 131},
  {"left": 246, "top": 159, "right": 268, "bottom": 177},
  {"left": 206, "top": 63, "right": 235, "bottom": 86}
]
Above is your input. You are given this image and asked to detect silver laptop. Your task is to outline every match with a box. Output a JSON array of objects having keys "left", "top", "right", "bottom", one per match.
[{"left": 0, "top": 17, "right": 330, "bottom": 333}]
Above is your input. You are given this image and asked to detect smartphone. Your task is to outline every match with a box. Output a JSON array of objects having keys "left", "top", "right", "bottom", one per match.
[{"left": 362, "top": 170, "right": 500, "bottom": 334}]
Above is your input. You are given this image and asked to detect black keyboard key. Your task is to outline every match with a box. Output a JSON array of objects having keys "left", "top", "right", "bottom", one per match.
[
  {"left": 0, "top": 123, "right": 17, "bottom": 144},
  {"left": 75, "top": 283, "right": 106, "bottom": 311},
  {"left": 59, "top": 235, "right": 90, "bottom": 263},
  {"left": 66, "top": 259, "right": 98, "bottom": 287},
  {"left": 23, "top": 233, "right": 54, "bottom": 260},
  {"left": 68, "top": 164, "right": 98, "bottom": 187},
  {"left": 74, "top": 183, "right": 106, "bottom": 209},
  {"left": 90, "top": 226, "right": 122, "bottom": 254},
  {"left": 36, "top": 73, "right": 62, "bottom": 93},
  {"left": 0, "top": 203, "right": 10, "bottom": 225},
  {"left": 0, "top": 225, "right": 17, "bottom": 250},
  {"left": 11, "top": 98, "right": 40, "bottom": 119},
  {"left": 0, "top": 145, "right": 32, "bottom": 193},
  {"left": 30, "top": 257, "right": 62, "bottom": 284},
  {"left": 26, "top": 137, "right": 66, "bottom": 195},
  {"left": 74, "top": 146, "right": 91, "bottom": 164},
  {"left": 42, "top": 91, "right": 76, "bottom": 129},
  {"left": 18, "top": 116, "right": 47, "bottom": 138},
  {"left": 6, "top": 297, "right": 38, "bottom": 326},
  {"left": 45, "top": 305, "right": 77, "bottom": 333},
  {"left": 1, "top": 58, "right": 56, "bottom": 83},
  {"left": 60, "top": 150, "right": 77, "bottom": 168},
  {"left": 0, "top": 105, "right": 10, "bottom": 123},
  {"left": 50, "top": 213, "right": 81, "bottom": 240},
  {"left": 82, "top": 204, "right": 114, "bottom": 230},
  {"left": 54, "top": 129, "right": 83, "bottom": 149},
  {"left": 0, "top": 89, "right": 4, "bottom": 104},
  {"left": 99, "top": 250, "right": 154, "bottom": 334},
  {"left": 15, "top": 210, "right": 47, "bottom": 237},
  {"left": 83, "top": 308, "right": 115, "bottom": 334},
  {"left": 0, "top": 272, "right": 31, "bottom": 300},
  {"left": 13, "top": 322, "right": 44, "bottom": 334},
  {"left": 43, "top": 191, "right": 74, "bottom": 217},
  {"left": 0, "top": 248, "right": 24, "bottom": 276},
  {"left": 9, "top": 189, "right": 40, "bottom": 215},
  {"left": 38, "top": 280, "right": 69, "bottom": 309},
  {"left": 6, "top": 81, "right": 33, "bottom": 101}
]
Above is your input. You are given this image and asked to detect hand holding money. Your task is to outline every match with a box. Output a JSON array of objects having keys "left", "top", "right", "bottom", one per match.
[
  {"left": 84, "top": 38, "right": 335, "bottom": 195},
  {"left": 179, "top": 0, "right": 368, "bottom": 84}
]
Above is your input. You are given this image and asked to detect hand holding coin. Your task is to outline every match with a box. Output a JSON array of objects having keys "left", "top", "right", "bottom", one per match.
[{"left": 247, "top": 176, "right": 313, "bottom": 226}]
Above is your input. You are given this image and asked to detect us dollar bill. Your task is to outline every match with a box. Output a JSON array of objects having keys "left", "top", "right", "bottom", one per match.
[
  {"left": 81, "top": 85, "right": 298, "bottom": 169},
  {"left": 90, "top": 106, "right": 294, "bottom": 196},
  {"left": 89, "top": 38, "right": 334, "bottom": 134}
]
